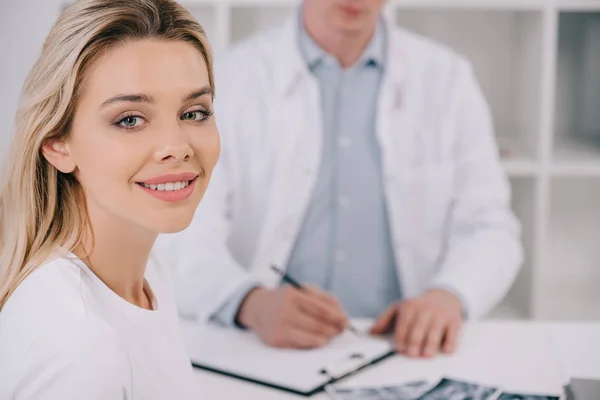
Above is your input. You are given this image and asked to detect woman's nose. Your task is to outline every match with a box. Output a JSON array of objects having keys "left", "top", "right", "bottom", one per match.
[{"left": 154, "top": 127, "right": 194, "bottom": 163}]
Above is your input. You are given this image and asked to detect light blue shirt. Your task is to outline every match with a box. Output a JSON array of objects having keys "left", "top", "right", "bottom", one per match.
[
  {"left": 213, "top": 18, "right": 402, "bottom": 325},
  {"left": 284, "top": 19, "right": 401, "bottom": 319}
]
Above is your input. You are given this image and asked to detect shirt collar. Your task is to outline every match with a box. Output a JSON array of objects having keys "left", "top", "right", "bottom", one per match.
[{"left": 298, "top": 15, "right": 386, "bottom": 70}]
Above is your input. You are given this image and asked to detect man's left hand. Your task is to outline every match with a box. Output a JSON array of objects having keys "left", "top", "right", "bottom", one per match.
[{"left": 369, "top": 289, "right": 463, "bottom": 358}]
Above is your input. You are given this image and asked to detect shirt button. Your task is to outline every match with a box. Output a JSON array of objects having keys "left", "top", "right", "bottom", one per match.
[
  {"left": 339, "top": 196, "right": 350, "bottom": 207},
  {"left": 338, "top": 136, "right": 352, "bottom": 148},
  {"left": 335, "top": 250, "right": 346, "bottom": 263}
]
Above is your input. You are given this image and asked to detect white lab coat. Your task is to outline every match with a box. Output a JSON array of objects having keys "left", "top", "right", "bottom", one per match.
[{"left": 155, "top": 14, "right": 523, "bottom": 322}]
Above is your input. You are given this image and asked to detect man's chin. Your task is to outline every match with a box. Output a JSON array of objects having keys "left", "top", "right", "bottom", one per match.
[{"left": 333, "top": 19, "right": 371, "bottom": 37}]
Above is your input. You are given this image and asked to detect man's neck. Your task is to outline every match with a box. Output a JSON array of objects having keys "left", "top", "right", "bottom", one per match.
[
  {"left": 74, "top": 206, "right": 157, "bottom": 309},
  {"left": 302, "top": 11, "right": 377, "bottom": 69}
]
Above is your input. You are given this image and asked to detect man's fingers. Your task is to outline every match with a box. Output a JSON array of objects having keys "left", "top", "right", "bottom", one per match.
[
  {"left": 291, "top": 310, "right": 340, "bottom": 338},
  {"left": 303, "top": 286, "right": 348, "bottom": 329},
  {"left": 286, "top": 326, "right": 329, "bottom": 349},
  {"left": 443, "top": 320, "right": 461, "bottom": 354},
  {"left": 423, "top": 318, "right": 446, "bottom": 358},
  {"left": 370, "top": 303, "right": 396, "bottom": 335},
  {"left": 394, "top": 304, "right": 416, "bottom": 353},
  {"left": 406, "top": 311, "right": 433, "bottom": 358},
  {"left": 296, "top": 291, "right": 346, "bottom": 331}
]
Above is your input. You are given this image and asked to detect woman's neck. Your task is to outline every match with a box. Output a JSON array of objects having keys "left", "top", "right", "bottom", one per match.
[{"left": 73, "top": 206, "right": 157, "bottom": 309}]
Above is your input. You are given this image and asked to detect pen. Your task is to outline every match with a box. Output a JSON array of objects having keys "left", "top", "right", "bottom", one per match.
[{"left": 271, "top": 265, "right": 360, "bottom": 335}]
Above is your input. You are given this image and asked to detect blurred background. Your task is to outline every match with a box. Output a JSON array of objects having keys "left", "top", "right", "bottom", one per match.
[{"left": 1, "top": 0, "right": 599, "bottom": 321}]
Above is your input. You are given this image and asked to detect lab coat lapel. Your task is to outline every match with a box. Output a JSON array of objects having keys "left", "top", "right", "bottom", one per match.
[
  {"left": 250, "top": 16, "right": 323, "bottom": 287},
  {"left": 376, "top": 22, "right": 422, "bottom": 297}
]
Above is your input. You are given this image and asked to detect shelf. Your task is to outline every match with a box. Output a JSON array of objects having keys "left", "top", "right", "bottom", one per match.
[
  {"left": 552, "top": 138, "right": 600, "bottom": 176},
  {"left": 393, "top": 0, "right": 547, "bottom": 10},
  {"left": 557, "top": 1, "right": 600, "bottom": 12},
  {"left": 537, "top": 178, "right": 600, "bottom": 320},
  {"left": 554, "top": 11, "right": 600, "bottom": 168},
  {"left": 497, "top": 135, "right": 539, "bottom": 176},
  {"left": 503, "top": 160, "right": 540, "bottom": 177}
]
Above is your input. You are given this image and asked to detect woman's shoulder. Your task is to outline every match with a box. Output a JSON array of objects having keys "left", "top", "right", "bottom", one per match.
[
  {"left": 0, "top": 311, "right": 131, "bottom": 399},
  {"left": 1, "top": 254, "right": 88, "bottom": 324},
  {"left": 0, "top": 255, "right": 126, "bottom": 379}
]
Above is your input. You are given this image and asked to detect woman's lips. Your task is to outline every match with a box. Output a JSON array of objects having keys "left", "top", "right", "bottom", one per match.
[{"left": 137, "top": 176, "right": 198, "bottom": 203}]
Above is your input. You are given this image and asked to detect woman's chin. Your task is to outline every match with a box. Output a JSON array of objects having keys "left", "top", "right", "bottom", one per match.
[
  {"left": 142, "top": 192, "right": 204, "bottom": 234},
  {"left": 154, "top": 218, "right": 195, "bottom": 234},
  {"left": 142, "top": 209, "right": 198, "bottom": 234}
]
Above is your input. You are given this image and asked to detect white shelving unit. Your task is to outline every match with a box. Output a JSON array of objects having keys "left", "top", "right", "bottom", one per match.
[{"left": 186, "top": 1, "right": 600, "bottom": 320}]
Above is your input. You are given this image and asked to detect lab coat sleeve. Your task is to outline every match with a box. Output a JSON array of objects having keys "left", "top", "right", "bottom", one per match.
[
  {"left": 429, "top": 63, "right": 524, "bottom": 319},
  {"left": 211, "top": 280, "right": 261, "bottom": 328},
  {"left": 154, "top": 147, "right": 258, "bottom": 324}
]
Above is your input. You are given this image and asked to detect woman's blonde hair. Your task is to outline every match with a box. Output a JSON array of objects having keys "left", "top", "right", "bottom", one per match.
[{"left": 0, "top": 0, "right": 214, "bottom": 310}]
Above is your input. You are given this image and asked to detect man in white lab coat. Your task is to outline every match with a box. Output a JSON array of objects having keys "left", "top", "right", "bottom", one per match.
[{"left": 157, "top": 0, "right": 523, "bottom": 358}]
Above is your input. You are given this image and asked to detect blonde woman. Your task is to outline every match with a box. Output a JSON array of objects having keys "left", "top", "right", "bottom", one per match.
[{"left": 0, "top": 0, "right": 218, "bottom": 398}]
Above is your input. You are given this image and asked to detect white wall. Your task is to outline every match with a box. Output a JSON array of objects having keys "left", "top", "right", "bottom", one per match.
[{"left": 0, "top": 0, "right": 62, "bottom": 164}]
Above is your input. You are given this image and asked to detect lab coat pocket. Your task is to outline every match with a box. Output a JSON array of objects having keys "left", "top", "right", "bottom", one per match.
[{"left": 397, "top": 166, "right": 455, "bottom": 264}]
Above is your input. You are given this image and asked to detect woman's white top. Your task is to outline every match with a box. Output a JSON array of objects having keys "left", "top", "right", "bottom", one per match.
[{"left": 0, "top": 250, "right": 199, "bottom": 399}]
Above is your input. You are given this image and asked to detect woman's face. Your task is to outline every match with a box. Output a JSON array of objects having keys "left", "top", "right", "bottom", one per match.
[{"left": 46, "top": 39, "right": 220, "bottom": 234}]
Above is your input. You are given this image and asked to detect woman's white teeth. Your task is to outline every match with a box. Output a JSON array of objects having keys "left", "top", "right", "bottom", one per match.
[{"left": 142, "top": 181, "right": 190, "bottom": 191}]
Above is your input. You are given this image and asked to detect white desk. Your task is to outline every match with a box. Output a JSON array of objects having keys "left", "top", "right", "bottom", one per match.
[{"left": 188, "top": 321, "right": 600, "bottom": 399}]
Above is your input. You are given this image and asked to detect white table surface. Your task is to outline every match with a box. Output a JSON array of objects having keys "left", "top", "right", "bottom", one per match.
[{"left": 188, "top": 320, "right": 600, "bottom": 399}]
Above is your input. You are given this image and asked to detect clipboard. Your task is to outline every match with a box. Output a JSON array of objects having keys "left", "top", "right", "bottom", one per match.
[{"left": 181, "top": 321, "right": 396, "bottom": 396}]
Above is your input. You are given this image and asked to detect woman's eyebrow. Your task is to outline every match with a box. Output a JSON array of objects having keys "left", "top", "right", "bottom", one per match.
[
  {"left": 183, "top": 86, "right": 213, "bottom": 102},
  {"left": 100, "top": 93, "right": 154, "bottom": 109},
  {"left": 99, "top": 86, "right": 213, "bottom": 109}
]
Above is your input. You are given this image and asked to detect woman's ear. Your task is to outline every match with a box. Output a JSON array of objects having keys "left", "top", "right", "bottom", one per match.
[{"left": 42, "top": 140, "right": 76, "bottom": 173}]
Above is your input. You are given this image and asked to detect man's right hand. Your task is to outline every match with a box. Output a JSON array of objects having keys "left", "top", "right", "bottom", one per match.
[{"left": 235, "top": 286, "right": 349, "bottom": 349}]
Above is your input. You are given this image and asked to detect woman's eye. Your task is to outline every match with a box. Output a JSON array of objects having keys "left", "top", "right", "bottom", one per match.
[
  {"left": 181, "top": 111, "right": 206, "bottom": 121},
  {"left": 118, "top": 116, "right": 143, "bottom": 128}
]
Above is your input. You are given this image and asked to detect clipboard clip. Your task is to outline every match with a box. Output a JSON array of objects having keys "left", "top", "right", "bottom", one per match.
[{"left": 319, "top": 352, "right": 369, "bottom": 381}]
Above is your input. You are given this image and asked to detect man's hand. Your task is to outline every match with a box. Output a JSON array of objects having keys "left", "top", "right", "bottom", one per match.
[
  {"left": 236, "top": 286, "right": 349, "bottom": 349},
  {"left": 370, "top": 289, "right": 463, "bottom": 358}
]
